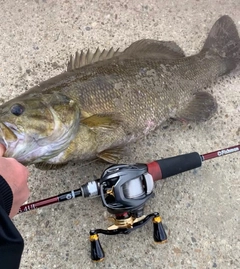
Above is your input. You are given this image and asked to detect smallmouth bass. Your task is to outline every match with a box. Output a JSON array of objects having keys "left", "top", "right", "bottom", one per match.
[{"left": 0, "top": 15, "right": 239, "bottom": 169}]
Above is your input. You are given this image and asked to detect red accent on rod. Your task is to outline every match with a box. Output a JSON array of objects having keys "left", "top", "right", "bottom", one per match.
[
  {"left": 201, "top": 145, "right": 240, "bottom": 161},
  {"left": 19, "top": 196, "right": 59, "bottom": 212},
  {"left": 147, "top": 161, "right": 162, "bottom": 181}
]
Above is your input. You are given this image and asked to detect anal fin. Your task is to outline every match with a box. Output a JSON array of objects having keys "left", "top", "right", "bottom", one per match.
[
  {"left": 176, "top": 92, "right": 218, "bottom": 122},
  {"left": 34, "top": 162, "right": 68, "bottom": 170}
]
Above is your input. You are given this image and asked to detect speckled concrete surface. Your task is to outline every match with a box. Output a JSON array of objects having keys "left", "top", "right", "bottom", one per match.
[{"left": 0, "top": 0, "right": 239, "bottom": 268}]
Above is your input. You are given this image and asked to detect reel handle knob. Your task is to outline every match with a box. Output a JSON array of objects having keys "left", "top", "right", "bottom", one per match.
[
  {"left": 153, "top": 214, "right": 167, "bottom": 243},
  {"left": 89, "top": 230, "right": 105, "bottom": 262}
]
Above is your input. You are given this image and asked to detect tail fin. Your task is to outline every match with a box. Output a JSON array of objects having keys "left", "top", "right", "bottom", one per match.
[{"left": 202, "top": 15, "right": 240, "bottom": 68}]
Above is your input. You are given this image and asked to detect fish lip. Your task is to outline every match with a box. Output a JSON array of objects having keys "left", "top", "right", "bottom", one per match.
[
  {"left": 0, "top": 123, "right": 38, "bottom": 162},
  {"left": 0, "top": 137, "right": 7, "bottom": 151},
  {"left": 3, "top": 122, "right": 19, "bottom": 133},
  {"left": 0, "top": 124, "right": 8, "bottom": 150},
  {"left": 0, "top": 122, "right": 24, "bottom": 157}
]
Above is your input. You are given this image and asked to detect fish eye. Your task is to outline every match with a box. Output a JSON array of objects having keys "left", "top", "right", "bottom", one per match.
[{"left": 10, "top": 103, "right": 25, "bottom": 116}]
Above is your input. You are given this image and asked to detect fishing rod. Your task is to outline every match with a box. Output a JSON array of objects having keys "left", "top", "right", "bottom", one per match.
[{"left": 19, "top": 144, "right": 239, "bottom": 261}]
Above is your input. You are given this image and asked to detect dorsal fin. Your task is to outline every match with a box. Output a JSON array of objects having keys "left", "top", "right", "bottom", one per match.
[
  {"left": 67, "top": 47, "right": 121, "bottom": 71},
  {"left": 122, "top": 39, "right": 185, "bottom": 59},
  {"left": 67, "top": 39, "right": 185, "bottom": 71}
]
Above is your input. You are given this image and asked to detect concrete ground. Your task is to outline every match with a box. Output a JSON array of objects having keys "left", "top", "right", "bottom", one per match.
[{"left": 0, "top": 0, "right": 239, "bottom": 268}]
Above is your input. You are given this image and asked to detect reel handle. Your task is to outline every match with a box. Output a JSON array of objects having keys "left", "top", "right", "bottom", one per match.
[
  {"left": 89, "top": 212, "right": 167, "bottom": 261},
  {"left": 89, "top": 231, "right": 105, "bottom": 262},
  {"left": 153, "top": 214, "right": 167, "bottom": 243}
]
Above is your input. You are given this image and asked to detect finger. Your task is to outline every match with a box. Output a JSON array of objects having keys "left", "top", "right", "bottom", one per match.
[
  {"left": 0, "top": 144, "right": 6, "bottom": 156},
  {"left": 9, "top": 186, "right": 30, "bottom": 218},
  {"left": 9, "top": 209, "right": 17, "bottom": 219}
]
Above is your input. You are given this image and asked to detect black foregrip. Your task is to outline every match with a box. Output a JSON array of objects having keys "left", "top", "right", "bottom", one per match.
[{"left": 156, "top": 152, "right": 202, "bottom": 179}]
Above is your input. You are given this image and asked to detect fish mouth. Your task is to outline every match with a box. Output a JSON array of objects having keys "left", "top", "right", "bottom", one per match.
[
  {"left": 0, "top": 136, "right": 7, "bottom": 151},
  {"left": 0, "top": 122, "right": 24, "bottom": 158},
  {"left": 0, "top": 123, "right": 14, "bottom": 152},
  {"left": 0, "top": 122, "right": 45, "bottom": 163},
  {"left": 0, "top": 118, "right": 79, "bottom": 164},
  {"left": 0, "top": 122, "right": 43, "bottom": 163}
]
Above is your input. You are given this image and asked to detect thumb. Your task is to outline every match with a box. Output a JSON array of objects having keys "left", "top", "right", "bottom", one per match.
[{"left": 0, "top": 144, "right": 6, "bottom": 156}]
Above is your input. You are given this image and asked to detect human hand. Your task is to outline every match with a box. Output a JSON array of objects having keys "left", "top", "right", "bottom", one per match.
[{"left": 0, "top": 144, "right": 29, "bottom": 218}]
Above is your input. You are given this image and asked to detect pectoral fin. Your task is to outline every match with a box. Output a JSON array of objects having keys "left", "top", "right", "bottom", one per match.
[
  {"left": 67, "top": 39, "right": 185, "bottom": 72},
  {"left": 81, "top": 113, "right": 121, "bottom": 131},
  {"left": 97, "top": 147, "right": 125, "bottom": 163},
  {"left": 176, "top": 92, "right": 218, "bottom": 122}
]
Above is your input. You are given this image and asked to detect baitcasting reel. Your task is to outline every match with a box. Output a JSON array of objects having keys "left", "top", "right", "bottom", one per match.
[{"left": 88, "top": 164, "right": 167, "bottom": 262}]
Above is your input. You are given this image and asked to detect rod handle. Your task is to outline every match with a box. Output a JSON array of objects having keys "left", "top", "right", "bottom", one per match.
[{"left": 147, "top": 152, "right": 202, "bottom": 181}]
